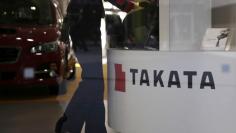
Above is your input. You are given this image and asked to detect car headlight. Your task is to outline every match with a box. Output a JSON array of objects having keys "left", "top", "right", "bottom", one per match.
[{"left": 31, "top": 41, "right": 58, "bottom": 54}]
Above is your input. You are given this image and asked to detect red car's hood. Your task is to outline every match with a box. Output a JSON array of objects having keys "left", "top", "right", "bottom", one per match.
[{"left": 0, "top": 25, "right": 60, "bottom": 46}]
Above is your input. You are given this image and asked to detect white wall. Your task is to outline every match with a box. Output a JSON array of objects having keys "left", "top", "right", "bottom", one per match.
[{"left": 159, "top": 0, "right": 212, "bottom": 51}]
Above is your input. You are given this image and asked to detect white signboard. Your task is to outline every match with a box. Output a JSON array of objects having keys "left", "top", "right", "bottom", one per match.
[{"left": 108, "top": 49, "right": 236, "bottom": 133}]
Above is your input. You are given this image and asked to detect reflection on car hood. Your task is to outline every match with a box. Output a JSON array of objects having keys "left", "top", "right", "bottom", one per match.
[{"left": 0, "top": 25, "right": 59, "bottom": 45}]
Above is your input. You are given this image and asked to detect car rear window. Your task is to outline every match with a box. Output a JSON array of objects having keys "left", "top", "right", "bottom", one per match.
[{"left": 0, "top": 0, "right": 54, "bottom": 25}]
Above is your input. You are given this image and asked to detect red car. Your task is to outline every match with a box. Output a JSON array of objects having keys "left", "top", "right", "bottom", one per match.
[{"left": 0, "top": 0, "right": 76, "bottom": 94}]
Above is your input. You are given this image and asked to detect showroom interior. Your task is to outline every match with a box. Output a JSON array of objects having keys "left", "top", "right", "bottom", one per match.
[{"left": 0, "top": 0, "right": 236, "bottom": 133}]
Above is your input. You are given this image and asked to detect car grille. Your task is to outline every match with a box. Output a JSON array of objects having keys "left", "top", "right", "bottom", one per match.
[
  {"left": 0, "top": 71, "right": 16, "bottom": 80},
  {"left": 0, "top": 47, "right": 20, "bottom": 63}
]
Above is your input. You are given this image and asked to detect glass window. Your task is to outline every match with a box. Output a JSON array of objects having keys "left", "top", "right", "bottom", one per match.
[
  {"left": 106, "top": 0, "right": 236, "bottom": 51},
  {"left": 105, "top": 0, "right": 159, "bottom": 50}
]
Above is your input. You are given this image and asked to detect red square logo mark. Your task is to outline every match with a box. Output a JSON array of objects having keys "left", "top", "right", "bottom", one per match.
[{"left": 115, "top": 64, "right": 126, "bottom": 92}]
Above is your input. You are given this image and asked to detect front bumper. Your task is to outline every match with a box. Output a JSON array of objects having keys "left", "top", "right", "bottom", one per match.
[{"left": 0, "top": 52, "right": 64, "bottom": 87}]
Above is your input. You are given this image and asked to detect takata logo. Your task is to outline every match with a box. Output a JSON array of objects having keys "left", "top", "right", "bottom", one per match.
[
  {"left": 114, "top": 63, "right": 216, "bottom": 92},
  {"left": 115, "top": 64, "right": 126, "bottom": 92}
]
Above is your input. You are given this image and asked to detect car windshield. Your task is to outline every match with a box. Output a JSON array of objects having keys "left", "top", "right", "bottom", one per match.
[{"left": 0, "top": 0, "right": 54, "bottom": 25}]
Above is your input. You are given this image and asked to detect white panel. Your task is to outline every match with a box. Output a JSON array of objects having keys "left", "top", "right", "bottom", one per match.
[
  {"left": 159, "top": 0, "right": 170, "bottom": 51},
  {"left": 169, "top": 0, "right": 212, "bottom": 51},
  {"left": 108, "top": 49, "right": 236, "bottom": 133}
]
